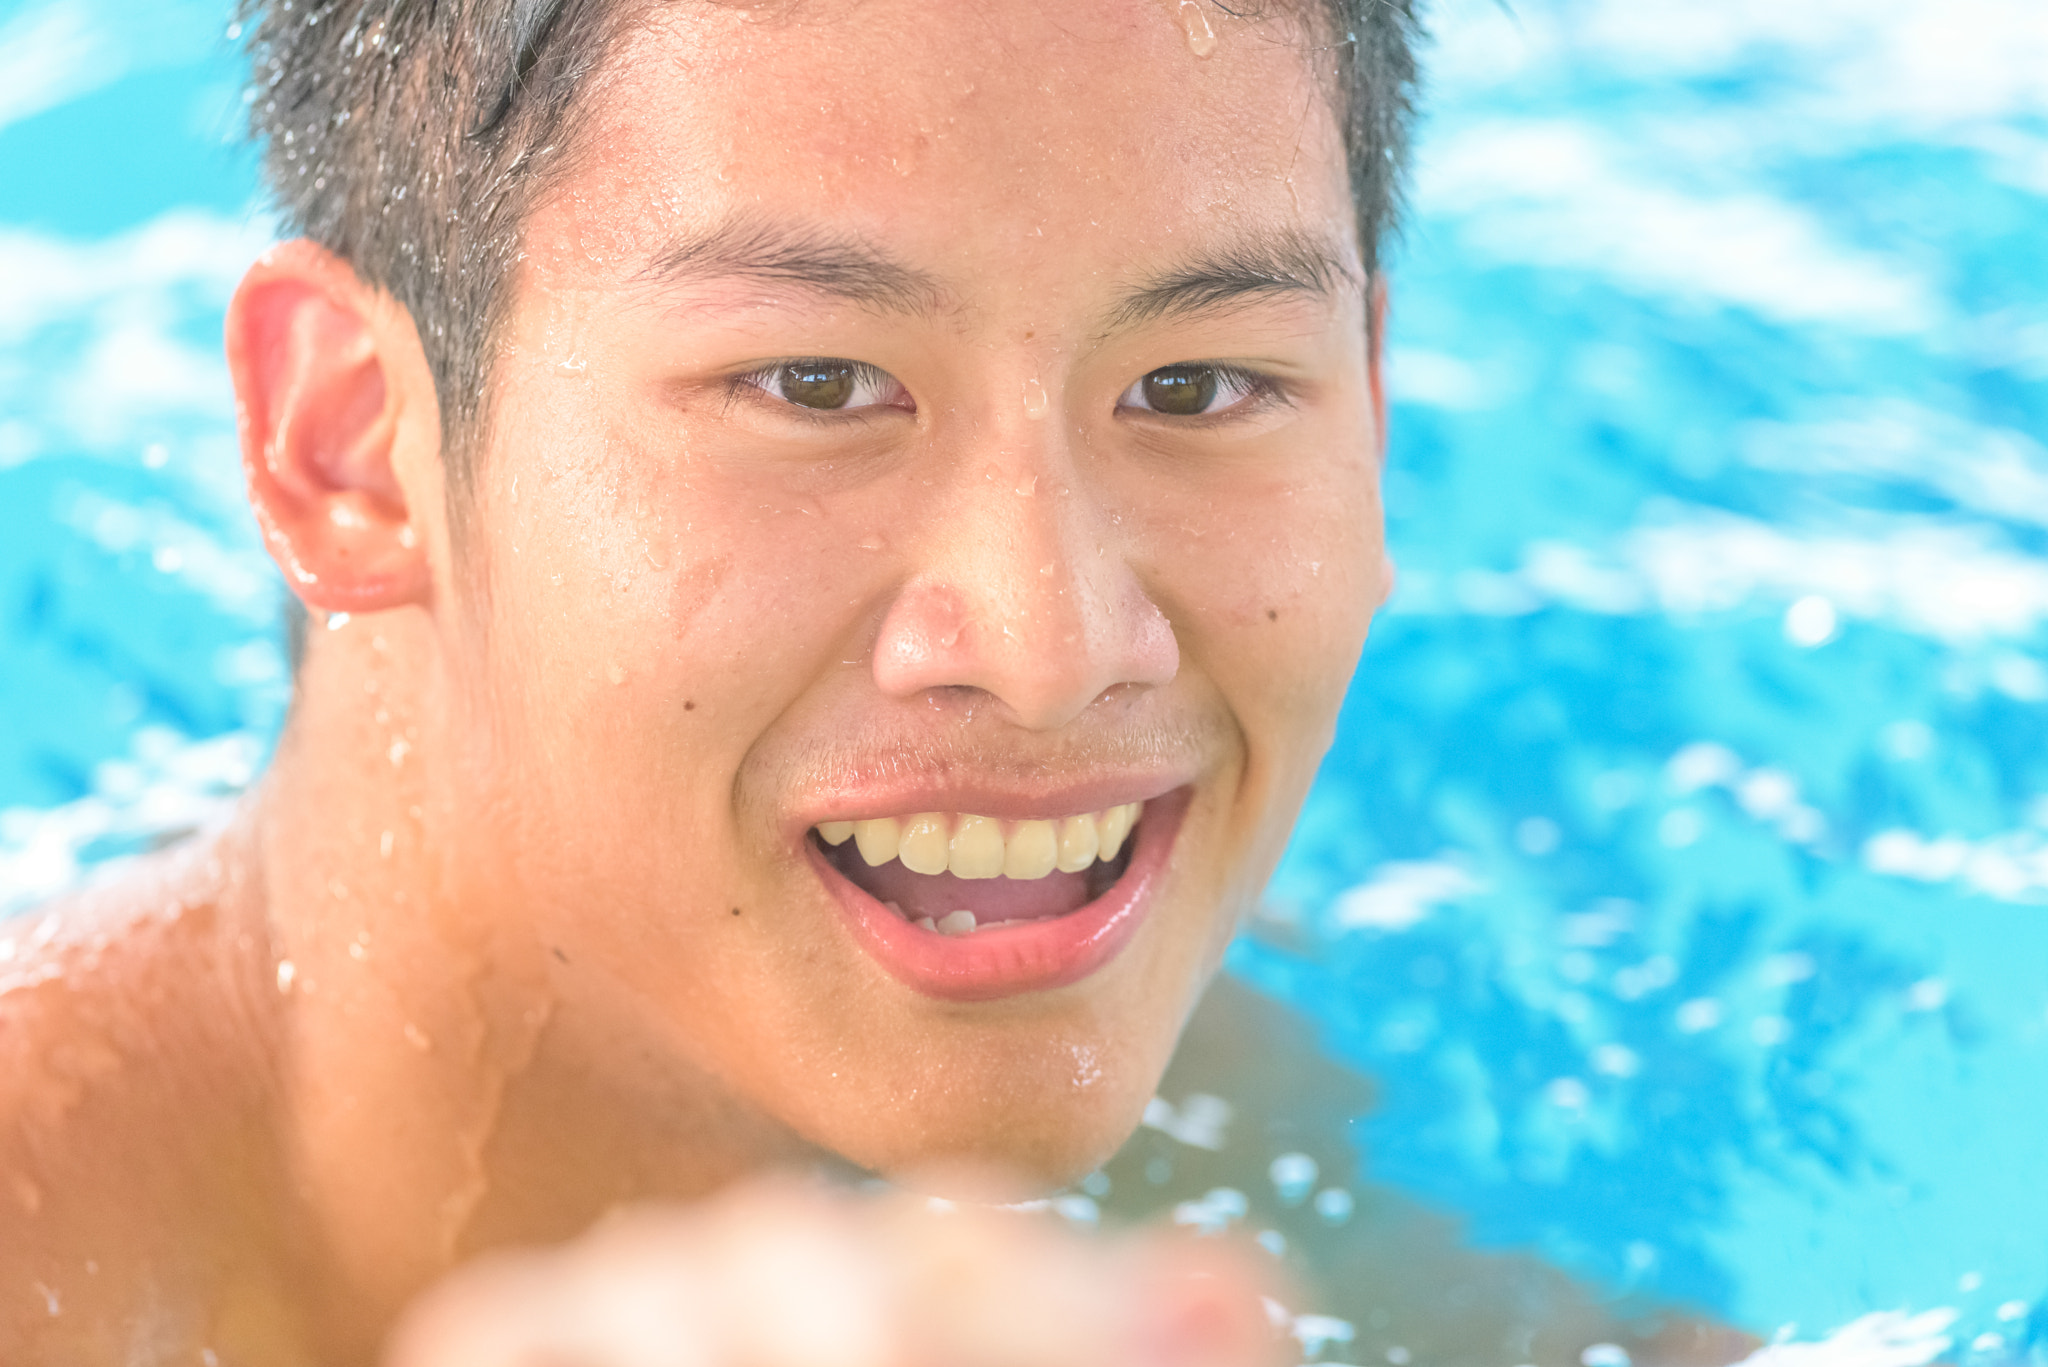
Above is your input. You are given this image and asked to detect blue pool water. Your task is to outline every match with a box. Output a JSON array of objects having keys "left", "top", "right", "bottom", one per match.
[{"left": 3, "top": 0, "right": 2046, "bottom": 1355}]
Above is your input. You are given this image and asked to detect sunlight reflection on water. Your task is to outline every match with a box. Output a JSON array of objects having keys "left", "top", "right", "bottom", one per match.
[{"left": 1, "top": 0, "right": 2046, "bottom": 1354}]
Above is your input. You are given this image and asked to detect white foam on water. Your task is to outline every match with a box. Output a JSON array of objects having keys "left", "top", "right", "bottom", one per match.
[
  {"left": 0, "top": 0, "right": 235, "bottom": 135},
  {"left": 58, "top": 488, "right": 276, "bottom": 621},
  {"left": 1863, "top": 828, "right": 2048, "bottom": 904},
  {"left": 1742, "top": 402, "right": 2048, "bottom": 532},
  {"left": 1625, "top": 513, "right": 2048, "bottom": 643},
  {"left": 1386, "top": 347, "right": 1494, "bottom": 410},
  {"left": 1726, "top": 1309, "right": 1956, "bottom": 1367},
  {"left": 0, "top": 212, "right": 275, "bottom": 459},
  {"left": 1402, "top": 509, "right": 2048, "bottom": 646},
  {"left": 0, "top": 727, "right": 262, "bottom": 915},
  {"left": 0, "top": 1, "right": 108, "bottom": 133},
  {"left": 1141, "top": 1092, "right": 1233, "bottom": 1152},
  {"left": 1333, "top": 859, "right": 1487, "bottom": 932},
  {"left": 0, "top": 212, "right": 270, "bottom": 343},
  {"left": 1577, "top": 0, "right": 2048, "bottom": 135},
  {"left": 1414, "top": 120, "right": 1940, "bottom": 335},
  {"left": 1430, "top": 0, "right": 2048, "bottom": 142}
]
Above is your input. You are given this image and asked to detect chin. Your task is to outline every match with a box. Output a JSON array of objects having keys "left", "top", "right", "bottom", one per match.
[
  {"left": 812, "top": 1038, "right": 1167, "bottom": 1199},
  {"left": 873, "top": 1115, "right": 1141, "bottom": 1202}
]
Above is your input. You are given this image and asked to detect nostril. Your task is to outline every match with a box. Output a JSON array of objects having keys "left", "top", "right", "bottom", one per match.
[{"left": 870, "top": 554, "right": 1175, "bottom": 727}]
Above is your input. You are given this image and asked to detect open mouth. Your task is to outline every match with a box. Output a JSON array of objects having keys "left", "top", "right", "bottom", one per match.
[
  {"left": 812, "top": 804, "right": 1142, "bottom": 936},
  {"left": 805, "top": 789, "right": 1190, "bottom": 1000}
]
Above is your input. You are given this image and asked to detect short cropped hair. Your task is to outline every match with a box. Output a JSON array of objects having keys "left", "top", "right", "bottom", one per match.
[{"left": 240, "top": 0, "right": 1422, "bottom": 489}]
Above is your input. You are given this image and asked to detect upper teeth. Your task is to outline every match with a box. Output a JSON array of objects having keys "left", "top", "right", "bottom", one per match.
[{"left": 814, "top": 803, "right": 1143, "bottom": 879}]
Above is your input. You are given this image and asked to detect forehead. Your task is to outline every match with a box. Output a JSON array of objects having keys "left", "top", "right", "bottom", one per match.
[{"left": 531, "top": 0, "right": 1354, "bottom": 291}]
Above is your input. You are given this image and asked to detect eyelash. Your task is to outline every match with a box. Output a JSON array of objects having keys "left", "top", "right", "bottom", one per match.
[
  {"left": 728, "top": 359, "right": 910, "bottom": 418},
  {"left": 726, "top": 358, "right": 1286, "bottom": 423},
  {"left": 1115, "top": 363, "right": 1282, "bottom": 421}
]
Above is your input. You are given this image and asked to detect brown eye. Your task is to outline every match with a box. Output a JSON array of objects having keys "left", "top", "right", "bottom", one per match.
[
  {"left": 743, "top": 358, "right": 911, "bottom": 414},
  {"left": 1141, "top": 364, "right": 1219, "bottom": 416},
  {"left": 777, "top": 360, "right": 856, "bottom": 409}
]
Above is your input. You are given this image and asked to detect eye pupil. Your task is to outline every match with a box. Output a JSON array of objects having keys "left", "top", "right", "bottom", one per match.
[
  {"left": 779, "top": 360, "right": 856, "bottom": 409},
  {"left": 1142, "top": 364, "right": 1217, "bottom": 416}
]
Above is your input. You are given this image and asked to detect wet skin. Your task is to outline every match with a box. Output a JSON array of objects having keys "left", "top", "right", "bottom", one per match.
[
  {"left": 2, "top": 1, "right": 1384, "bottom": 1357},
  {"left": 0, "top": 2, "right": 1753, "bottom": 1363}
]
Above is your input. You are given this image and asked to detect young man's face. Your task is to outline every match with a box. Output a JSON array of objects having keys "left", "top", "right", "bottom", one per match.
[{"left": 450, "top": 0, "right": 1388, "bottom": 1184}]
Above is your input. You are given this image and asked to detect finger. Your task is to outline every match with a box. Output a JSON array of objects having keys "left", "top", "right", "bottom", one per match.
[{"left": 1124, "top": 1230, "right": 1299, "bottom": 1367}]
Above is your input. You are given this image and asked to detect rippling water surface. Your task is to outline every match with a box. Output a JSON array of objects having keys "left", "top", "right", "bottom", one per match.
[{"left": 3, "top": 0, "right": 2045, "bottom": 1358}]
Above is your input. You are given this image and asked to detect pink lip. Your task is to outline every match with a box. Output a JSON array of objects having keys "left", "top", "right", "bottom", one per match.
[{"left": 808, "top": 786, "right": 1193, "bottom": 1002}]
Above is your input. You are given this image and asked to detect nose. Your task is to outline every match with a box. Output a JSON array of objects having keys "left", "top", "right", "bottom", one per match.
[{"left": 870, "top": 437, "right": 1179, "bottom": 731}]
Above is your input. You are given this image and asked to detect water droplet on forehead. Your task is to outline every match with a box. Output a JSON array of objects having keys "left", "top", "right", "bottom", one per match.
[
  {"left": 1022, "top": 376, "right": 1049, "bottom": 420},
  {"left": 1178, "top": 1, "right": 1217, "bottom": 57}
]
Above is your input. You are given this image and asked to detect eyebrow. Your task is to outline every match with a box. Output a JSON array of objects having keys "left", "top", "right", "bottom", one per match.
[
  {"left": 636, "top": 213, "right": 1357, "bottom": 331},
  {"left": 638, "top": 214, "right": 951, "bottom": 318},
  {"left": 1102, "top": 228, "right": 1360, "bottom": 333}
]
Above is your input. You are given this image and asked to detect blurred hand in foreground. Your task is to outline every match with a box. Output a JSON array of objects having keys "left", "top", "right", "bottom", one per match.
[{"left": 383, "top": 1178, "right": 1291, "bottom": 1367}]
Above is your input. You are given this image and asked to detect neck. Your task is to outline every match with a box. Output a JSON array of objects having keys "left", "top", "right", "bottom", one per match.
[{"left": 256, "top": 608, "right": 813, "bottom": 1359}]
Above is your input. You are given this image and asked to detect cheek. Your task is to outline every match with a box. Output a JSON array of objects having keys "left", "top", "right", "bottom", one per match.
[
  {"left": 1139, "top": 452, "right": 1385, "bottom": 723},
  {"left": 469, "top": 408, "right": 876, "bottom": 822}
]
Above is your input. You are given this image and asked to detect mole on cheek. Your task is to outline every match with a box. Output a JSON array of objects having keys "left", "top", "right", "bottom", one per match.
[{"left": 1266, "top": 608, "right": 1279, "bottom": 621}]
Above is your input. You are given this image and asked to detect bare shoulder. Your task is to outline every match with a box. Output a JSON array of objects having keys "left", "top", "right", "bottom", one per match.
[
  {"left": 0, "top": 830, "right": 310, "bottom": 1364},
  {"left": 0, "top": 830, "right": 273, "bottom": 1180}
]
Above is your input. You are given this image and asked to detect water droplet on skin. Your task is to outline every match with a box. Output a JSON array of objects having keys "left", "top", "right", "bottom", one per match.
[
  {"left": 1016, "top": 473, "right": 1038, "bottom": 497},
  {"left": 557, "top": 356, "right": 587, "bottom": 374},
  {"left": 1179, "top": 1, "right": 1217, "bottom": 56},
  {"left": 1022, "top": 376, "right": 1049, "bottom": 420},
  {"left": 858, "top": 533, "right": 887, "bottom": 552},
  {"left": 607, "top": 664, "right": 627, "bottom": 685}
]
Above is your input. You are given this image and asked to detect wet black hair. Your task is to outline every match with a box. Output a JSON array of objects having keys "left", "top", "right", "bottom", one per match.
[{"left": 239, "top": 0, "right": 1424, "bottom": 489}]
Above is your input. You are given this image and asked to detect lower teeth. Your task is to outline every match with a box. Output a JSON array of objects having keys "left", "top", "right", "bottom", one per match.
[
  {"left": 909, "top": 910, "right": 1021, "bottom": 936},
  {"left": 868, "top": 833, "right": 1140, "bottom": 937}
]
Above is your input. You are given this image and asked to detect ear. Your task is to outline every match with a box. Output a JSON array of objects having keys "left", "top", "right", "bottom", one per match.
[{"left": 226, "top": 239, "right": 438, "bottom": 615}]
